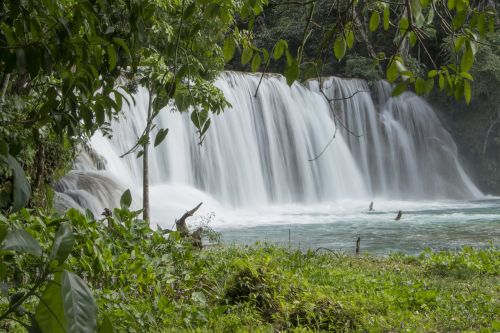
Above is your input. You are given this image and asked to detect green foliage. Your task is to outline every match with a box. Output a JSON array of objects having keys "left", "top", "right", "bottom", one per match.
[
  {"left": 1, "top": 208, "right": 498, "bottom": 332},
  {"left": 0, "top": 212, "right": 97, "bottom": 333}
]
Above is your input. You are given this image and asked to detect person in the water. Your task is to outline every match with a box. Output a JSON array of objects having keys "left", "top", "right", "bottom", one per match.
[{"left": 395, "top": 210, "right": 403, "bottom": 221}]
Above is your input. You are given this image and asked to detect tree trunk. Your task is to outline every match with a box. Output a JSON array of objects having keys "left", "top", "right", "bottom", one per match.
[{"left": 143, "top": 88, "right": 154, "bottom": 221}]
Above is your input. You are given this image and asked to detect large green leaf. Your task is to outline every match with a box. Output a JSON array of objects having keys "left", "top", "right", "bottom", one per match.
[
  {"left": 464, "top": 80, "right": 471, "bottom": 104},
  {"left": 223, "top": 37, "right": 236, "bottom": 62},
  {"left": 0, "top": 154, "right": 31, "bottom": 211},
  {"left": 415, "top": 77, "right": 425, "bottom": 95},
  {"left": 120, "top": 189, "right": 132, "bottom": 209},
  {"left": 251, "top": 53, "right": 261, "bottom": 72},
  {"left": 154, "top": 128, "right": 169, "bottom": 147},
  {"left": 273, "top": 40, "right": 287, "bottom": 60},
  {"left": 333, "top": 37, "right": 346, "bottom": 61},
  {"left": 346, "top": 30, "right": 355, "bottom": 49},
  {"left": 369, "top": 11, "right": 380, "bottom": 32},
  {"left": 61, "top": 270, "right": 97, "bottom": 333},
  {"left": 241, "top": 46, "right": 253, "bottom": 65},
  {"left": 460, "top": 47, "right": 474, "bottom": 72},
  {"left": 383, "top": 6, "right": 390, "bottom": 30},
  {"left": 49, "top": 222, "right": 75, "bottom": 265},
  {"left": 35, "top": 279, "right": 67, "bottom": 333},
  {"left": 386, "top": 60, "right": 399, "bottom": 83},
  {"left": 284, "top": 59, "right": 299, "bottom": 86},
  {"left": 1, "top": 229, "right": 42, "bottom": 256}
]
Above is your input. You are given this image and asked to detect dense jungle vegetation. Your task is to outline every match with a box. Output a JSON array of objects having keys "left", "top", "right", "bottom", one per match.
[{"left": 0, "top": 0, "right": 499, "bottom": 331}]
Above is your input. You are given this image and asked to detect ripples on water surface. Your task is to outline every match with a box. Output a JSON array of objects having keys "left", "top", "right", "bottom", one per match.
[{"left": 214, "top": 198, "right": 500, "bottom": 255}]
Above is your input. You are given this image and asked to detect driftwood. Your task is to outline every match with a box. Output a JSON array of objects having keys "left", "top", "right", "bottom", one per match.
[{"left": 175, "top": 202, "right": 203, "bottom": 248}]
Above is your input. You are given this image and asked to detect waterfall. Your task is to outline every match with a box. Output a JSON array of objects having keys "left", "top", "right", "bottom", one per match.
[
  {"left": 313, "top": 77, "right": 482, "bottom": 199},
  {"left": 54, "top": 72, "right": 482, "bottom": 221}
]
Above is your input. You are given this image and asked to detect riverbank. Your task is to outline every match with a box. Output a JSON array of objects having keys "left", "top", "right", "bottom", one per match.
[
  {"left": 158, "top": 245, "right": 498, "bottom": 332},
  {"left": 1, "top": 209, "right": 498, "bottom": 332}
]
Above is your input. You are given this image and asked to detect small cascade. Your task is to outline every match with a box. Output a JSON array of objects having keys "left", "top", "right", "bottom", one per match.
[{"left": 54, "top": 72, "right": 482, "bottom": 220}]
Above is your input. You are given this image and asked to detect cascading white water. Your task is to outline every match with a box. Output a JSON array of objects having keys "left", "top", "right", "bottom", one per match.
[
  {"left": 55, "top": 72, "right": 482, "bottom": 221},
  {"left": 314, "top": 77, "right": 482, "bottom": 199}
]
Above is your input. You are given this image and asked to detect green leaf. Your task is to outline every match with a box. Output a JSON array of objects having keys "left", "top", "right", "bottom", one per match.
[
  {"left": 191, "top": 109, "right": 209, "bottom": 130},
  {"left": 409, "top": 32, "right": 417, "bottom": 47},
  {"left": 200, "top": 118, "right": 211, "bottom": 137},
  {"left": 49, "top": 222, "right": 75, "bottom": 266},
  {"left": 107, "top": 45, "right": 117, "bottom": 71},
  {"left": 98, "top": 315, "right": 114, "bottom": 333},
  {"left": 459, "top": 72, "right": 473, "bottom": 81},
  {"left": 454, "top": 36, "right": 466, "bottom": 52},
  {"left": 477, "top": 13, "right": 486, "bottom": 37},
  {"left": 346, "top": 30, "right": 355, "bottom": 49},
  {"left": 241, "top": 46, "right": 253, "bottom": 65},
  {"left": 454, "top": 82, "right": 464, "bottom": 100},
  {"left": 386, "top": 60, "right": 399, "bottom": 83},
  {"left": 426, "top": 7, "right": 435, "bottom": 24},
  {"left": 425, "top": 78, "right": 435, "bottom": 94},
  {"left": 447, "top": 0, "right": 456, "bottom": 10},
  {"left": 284, "top": 59, "right": 299, "bottom": 86},
  {"left": 1, "top": 229, "right": 42, "bottom": 256},
  {"left": 438, "top": 74, "right": 445, "bottom": 90},
  {"left": 460, "top": 47, "right": 474, "bottom": 72},
  {"left": 415, "top": 77, "right": 425, "bottom": 95},
  {"left": 35, "top": 279, "right": 67, "bottom": 333},
  {"left": 452, "top": 10, "right": 467, "bottom": 30},
  {"left": 333, "top": 37, "right": 346, "bottom": 61},
  {"left": 391, "top": 82, "right": 408, "bottom": 96},
  {"left": 399, "top": 17, "right": 409, "bottom": 31},
  {"left": 464, "top": 80, "right": 471, "bottom": 104},
  {"left": 0, "top": 154, "right": 31, "bottom": 211},
  {"left": 61, "top": 270, "right": 97, "bottom": 333},
  {"left": 154, "top": 128, "right": 169, "bottom": 147},
  {"left": 251, "top": 53, "right": 261, "bottom": 72},
  {"left": 383, "top": 6, "right": 390, "bottom": 30},
  {"left": 369, "top": 11, "right": 380, "bottom": 32},
  {"left": 427, "top": 69, "right": 438, "bottom": 78},
  {"left": 223, "top": 37, "right": 236, "bottom": 62},
  {"left": 120, "top": 189, "right": 132, "bottom": 209},
  {"left": 273, "top": 39, "right": 287, "bottom": 60}
]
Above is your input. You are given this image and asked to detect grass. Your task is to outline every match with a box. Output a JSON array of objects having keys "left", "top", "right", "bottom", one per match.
[{"left": 150, "top": 245, "right": 499, "bottom": 332}]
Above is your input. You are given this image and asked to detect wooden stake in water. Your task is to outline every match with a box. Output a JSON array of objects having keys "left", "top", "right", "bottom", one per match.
[
  {"left": 288, "top": 229, "right": 291, "bottom": 249},
  {"left": 356, "top": 237, "right": 361, "bottom": 255}
]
